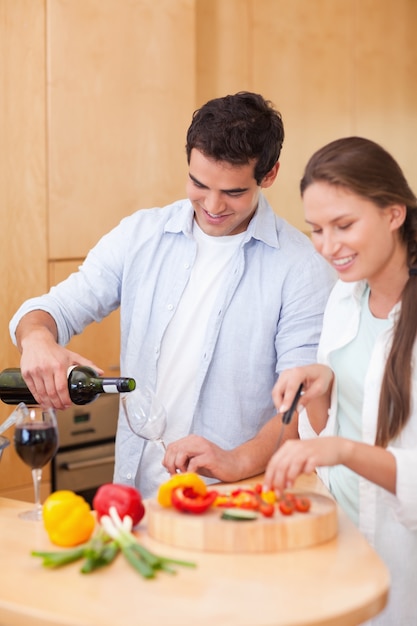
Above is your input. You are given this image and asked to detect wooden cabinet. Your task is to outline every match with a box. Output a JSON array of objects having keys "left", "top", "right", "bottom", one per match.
[
  {"left": 0, "top": 0, "right": 49, "bottom": 499},
  {"left": 196, "top": 0, "right": 417, "bottom": 234},
  {"left": 47, "top": 0, "right": 194, "bottom": 259}
]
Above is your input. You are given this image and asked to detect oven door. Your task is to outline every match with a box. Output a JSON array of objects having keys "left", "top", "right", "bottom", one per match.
[{"left": 52, "top": 440, "right": 115, "bottom": 505}]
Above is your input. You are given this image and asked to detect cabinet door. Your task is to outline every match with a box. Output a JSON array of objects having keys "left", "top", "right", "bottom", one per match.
[
  {"left": 49, "top": 260, "right": 121, "bottom": 376},
  {"left": 47, "top": 0, "right": 195, "bottom": 259},
  {"left": 0, "top": 0, "right": 48, "bottom": 499}
]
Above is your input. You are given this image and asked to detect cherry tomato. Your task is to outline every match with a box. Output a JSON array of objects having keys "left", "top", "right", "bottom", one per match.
[
  {"left": 259, "top": 502, "right": 275, "bottom": 518},
  {"left": 279, "top": 498, "right": 295, "bottom": 516},
  {"left": 295, "top": 496, "right": 311, "bottom": 513},
  {"left": 282, "top": 491, "right": 296, "bottom": 503}
]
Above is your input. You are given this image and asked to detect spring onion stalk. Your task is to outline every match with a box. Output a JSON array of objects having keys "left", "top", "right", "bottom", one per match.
[
  {"left": 100, "top": 506, "right": 197, "bottom": 578},
  {"left": 32, "top": 506, "right": 196, "bottom": 579},
  {"left": 31, "top": 527, "right": 117, "bottom": 571}
]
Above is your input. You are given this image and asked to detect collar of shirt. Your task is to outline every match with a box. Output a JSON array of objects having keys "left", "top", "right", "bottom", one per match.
[{"left": 163, "top": 194, "right": 280, "bottom": 249}]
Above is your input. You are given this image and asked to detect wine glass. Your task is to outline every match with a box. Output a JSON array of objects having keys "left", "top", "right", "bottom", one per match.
[
  {"left": 121, "top": 386, "right": 167, "bottom": 451},
  {"left": 13, "top": 404, "right": 59, "bottom": 521}
]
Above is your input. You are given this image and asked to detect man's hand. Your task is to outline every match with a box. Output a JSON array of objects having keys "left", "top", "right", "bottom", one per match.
[
  {"left": 17, "top": 311, "right": 103, "bottom": 409},
  {"left": 163, "top": 435, "right": 243, "bottom": 483}
]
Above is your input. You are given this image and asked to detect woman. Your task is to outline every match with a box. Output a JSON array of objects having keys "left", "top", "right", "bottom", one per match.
[{"left": 264, "top": 137, "right": 417, "bottom": 626}]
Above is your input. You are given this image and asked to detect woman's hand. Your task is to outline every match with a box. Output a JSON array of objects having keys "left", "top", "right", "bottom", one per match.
[
  {"left": 263, "top": 436, "right": 350, "bottom": 493},
  {"left": 273, "top": 364, "right": 334, "bottom": 414}
]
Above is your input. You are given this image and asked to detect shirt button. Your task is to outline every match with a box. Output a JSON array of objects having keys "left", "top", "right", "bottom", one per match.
[
  {"left": 126, "top": 473, "right": 132, "bottom": 480},
  {"left": 167, "top": 303, "right": 174, "bottom": 311},
  {"left": 184, "top": 262, "right": 190, "bottom": 269}
]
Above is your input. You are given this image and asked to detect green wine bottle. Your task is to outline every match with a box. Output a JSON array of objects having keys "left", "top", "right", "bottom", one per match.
[{"left": 0, "top": 366, "right": 136, "bottom": 406}]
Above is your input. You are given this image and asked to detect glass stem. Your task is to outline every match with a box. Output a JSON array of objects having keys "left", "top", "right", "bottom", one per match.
[{"left": 32, "top": 468, "right": 43, "bottom": 516}]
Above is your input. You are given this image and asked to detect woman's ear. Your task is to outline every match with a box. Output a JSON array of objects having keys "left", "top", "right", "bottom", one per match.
[
  {"left": 389, "top": 203, "right": 407, "bottom": 231},
  {"left": 260, "top": 162, "right": 280, "bottom": 189}
]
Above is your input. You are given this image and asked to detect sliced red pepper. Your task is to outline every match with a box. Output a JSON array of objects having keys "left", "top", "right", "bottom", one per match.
[{"left": 171, "top": 486, "right": 218, "bottom": 515}]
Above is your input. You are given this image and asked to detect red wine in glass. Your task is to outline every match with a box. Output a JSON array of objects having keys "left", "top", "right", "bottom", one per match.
[
  {"left": 13, "top": 405, "right": 59, "bottom": 520},
  {"left": 14, "top": 423, "right": 58, "bottom": 468}
]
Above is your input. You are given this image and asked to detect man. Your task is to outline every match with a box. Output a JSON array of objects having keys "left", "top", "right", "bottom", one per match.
[{"left": 10, "top": 92, "right": 335, "bottom": 497}]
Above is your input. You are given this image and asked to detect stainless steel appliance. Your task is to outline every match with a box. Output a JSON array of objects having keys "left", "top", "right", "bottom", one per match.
[{"left": 51, "top": 394, "right": 119, "bottom": 505}]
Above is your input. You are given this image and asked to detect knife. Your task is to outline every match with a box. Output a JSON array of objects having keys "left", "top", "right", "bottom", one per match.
[{"left": 275, "top": 383, "right": 303, "bottom": 449}]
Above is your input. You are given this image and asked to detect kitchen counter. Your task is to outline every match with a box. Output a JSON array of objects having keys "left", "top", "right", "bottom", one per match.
[{"left": 0, "top": 473, "right": 389, "bottom": 626}]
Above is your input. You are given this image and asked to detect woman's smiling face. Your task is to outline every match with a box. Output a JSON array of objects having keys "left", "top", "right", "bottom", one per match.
[
  {"left": 303, "top": 181, "right": 405, "bottom": 283},
  {"left": 186, "top": 148, "right": 278, "bottom": 237}
]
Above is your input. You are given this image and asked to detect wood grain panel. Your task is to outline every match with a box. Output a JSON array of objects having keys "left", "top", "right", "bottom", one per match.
[
  {"left": 0, "top": 0, "right": 48, "bottom": 494},
  {"left": 250, "top": 0, "right": 354, "bottom": 232},
  {"left": 195, "top": 0, "right": 252, "bottom": 105},
  {"left": 47, "top": 0, "right": 195, "bottom": 259},
  {"left": 354, "top": 0, "right": 417, "bottom": 191}
]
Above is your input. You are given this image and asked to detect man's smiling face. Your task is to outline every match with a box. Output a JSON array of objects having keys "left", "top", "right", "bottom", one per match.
[{"left": 186, "top": 148, "right": 274, "bottom": 237}]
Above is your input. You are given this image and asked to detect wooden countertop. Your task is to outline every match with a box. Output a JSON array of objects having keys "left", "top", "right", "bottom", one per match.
[{"left": 0, "top": 474, "right": 389, "bottom": 626}]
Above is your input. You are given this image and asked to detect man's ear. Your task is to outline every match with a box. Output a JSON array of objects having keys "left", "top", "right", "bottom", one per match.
[{"left": 260, "top": 162, "right": 280, "bottom": 189}]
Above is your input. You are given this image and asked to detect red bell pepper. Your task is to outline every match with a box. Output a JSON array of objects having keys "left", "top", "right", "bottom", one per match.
[
  {"left": 171, "top": 486, "right": 218, "bottom": 515},
  {"left": 93, "top": 483, "right": 145, "bottom": 526}
]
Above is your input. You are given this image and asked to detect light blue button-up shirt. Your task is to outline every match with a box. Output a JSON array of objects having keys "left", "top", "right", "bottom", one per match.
[{"left": 10, "top": 195, "right": 335, "bottom": 495}]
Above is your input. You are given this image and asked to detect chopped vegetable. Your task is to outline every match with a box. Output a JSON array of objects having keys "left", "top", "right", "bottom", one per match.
[
  {"left": 213, "top": 484, "right": 276, "bottom": 518},
  {"left": 260, "top": 489, "right": 277, "bottom": 505},
  {"left": 221, "top": 508, "right": 258, "bottom": 521},
  {"left": 42, "top": 490, "right": 96, "bottom": 547},
  {"left": 99, "top": 507, "right": 197, "bottom": 578},
  {"left": 32, "top": 528, "right": 118, "bottom": 572},
  {"left": 93, "top": 483, "right": 145, "bottom": 526},
  {"left": 258, "top": 501, "right": 275, "bottom": 517},
  {"left": 32, "top": 507, "right": 197, "bottom": 578},
  {"left": 157, "top": 472, "right": 207, "bottom": 507},
  {"left": 294, "top": 496, "right": 311, "bottom": 513},
  {"left": 171, "top": 486, "right": 218, "bottom": 514},
  {"left": 278, "top": 498, "right": 296, "bottom": 515}
]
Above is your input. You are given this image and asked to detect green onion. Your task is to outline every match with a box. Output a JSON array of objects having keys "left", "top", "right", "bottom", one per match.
[{"left": 31, "top": 506, "right": 197, "bottom": 579}]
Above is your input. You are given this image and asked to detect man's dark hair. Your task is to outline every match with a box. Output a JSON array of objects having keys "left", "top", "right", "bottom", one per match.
[{"left": 186, "top": 92, "right": 284, "bottom": 185}]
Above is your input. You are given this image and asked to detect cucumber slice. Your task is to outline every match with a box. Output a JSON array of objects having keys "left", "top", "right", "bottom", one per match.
[{"left": 220, "top": 508, "right": 258, "bottom": 521}]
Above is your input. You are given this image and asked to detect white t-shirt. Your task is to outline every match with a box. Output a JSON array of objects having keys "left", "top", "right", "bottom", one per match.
[{"left": 137, "top": 221, "right": 244, "bottom": 494}]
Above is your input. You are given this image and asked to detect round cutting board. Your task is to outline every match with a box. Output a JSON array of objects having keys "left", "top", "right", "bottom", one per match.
[{"left": 146, "top": 489, "right": 338, "bottom": 553}]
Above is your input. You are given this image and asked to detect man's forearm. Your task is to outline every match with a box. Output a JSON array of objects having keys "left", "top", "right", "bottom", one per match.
[
  {"left": 15, "top": 310, "right": 58, "bottom": 353},
  {"left": 231, "top": 415, "right": 299, "bottom": 480}
]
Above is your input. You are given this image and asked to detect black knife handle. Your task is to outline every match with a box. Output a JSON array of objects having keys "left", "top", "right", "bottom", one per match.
[{"left": 281, "top": 383, "right": 303, "bottom": 425}]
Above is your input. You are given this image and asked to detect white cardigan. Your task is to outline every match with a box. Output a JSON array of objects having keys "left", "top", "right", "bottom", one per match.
[{"left": 299, "top": 279, "right": 417, "bottom": 626}]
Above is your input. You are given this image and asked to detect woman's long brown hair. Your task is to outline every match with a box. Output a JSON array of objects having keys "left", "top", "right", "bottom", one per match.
[{"left": 300, "top": 137, "right": 417, "bottom": 446}]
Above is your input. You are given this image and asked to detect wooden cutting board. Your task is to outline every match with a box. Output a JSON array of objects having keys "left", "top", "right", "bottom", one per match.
[{"left": 146, "top": 488, "right": 338, "bottom": 554}]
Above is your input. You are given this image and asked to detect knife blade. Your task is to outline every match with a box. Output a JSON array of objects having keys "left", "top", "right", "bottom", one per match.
[{"left": 275, "top": 383, "right": 303, "bottom": 449}]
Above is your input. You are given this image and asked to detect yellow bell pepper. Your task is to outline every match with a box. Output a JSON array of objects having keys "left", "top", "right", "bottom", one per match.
[
  {"left": 42, "top": 490, "right": 95, "bottom": 547},
  {"left": 157, "top": 472, "right": 207, "bottom": 507}
]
